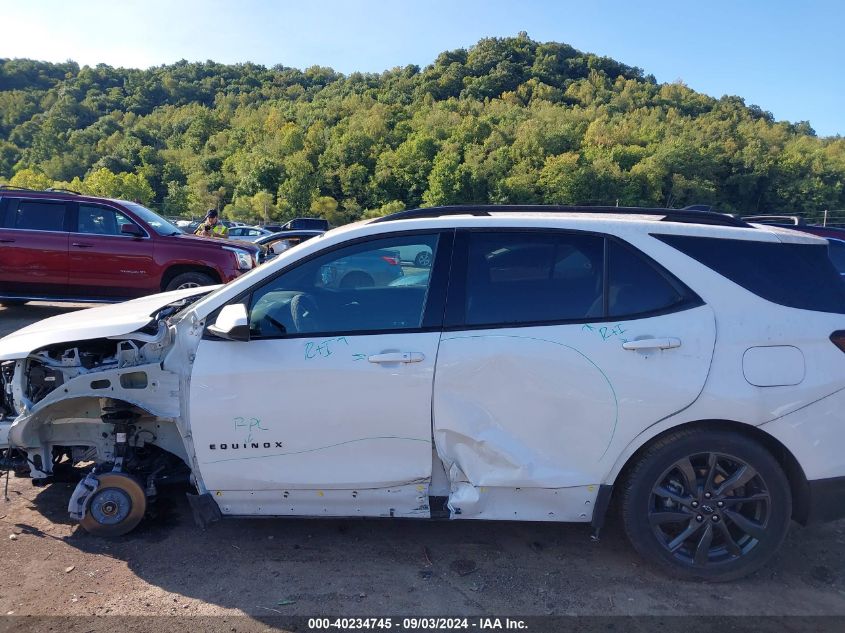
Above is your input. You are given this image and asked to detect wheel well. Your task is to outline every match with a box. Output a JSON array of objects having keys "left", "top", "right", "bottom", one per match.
[
  {"left": 160, "top": 264, "right": 221, "bottom": 291},
  {"left": 612, "top": 420, "right": 811, "bottom": 524}
]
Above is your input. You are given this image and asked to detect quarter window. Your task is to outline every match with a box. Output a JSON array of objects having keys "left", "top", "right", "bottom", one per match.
[
  {"left": 7, "top": 200, "right": 66, "bottom": 231},
  {"left": 657, "top": 234, "right": 845, "bottom": 314},
  {"left": 248, "top": 234, "right": 440, "bottom": 337},
  {"left": 607, "top": 240, "right": 686, "bottom": 317}
]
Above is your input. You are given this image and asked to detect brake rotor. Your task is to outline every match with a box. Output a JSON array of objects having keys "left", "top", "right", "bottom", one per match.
[{"left": 79, "top": 472, "right": 146, "bottom": 537}]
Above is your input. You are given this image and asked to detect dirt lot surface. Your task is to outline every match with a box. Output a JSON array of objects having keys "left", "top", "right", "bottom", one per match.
[{"left": 1, "top": 302, "right": 845, "bottom": 624}]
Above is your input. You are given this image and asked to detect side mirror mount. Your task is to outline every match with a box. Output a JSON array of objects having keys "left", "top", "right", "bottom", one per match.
[
  {"left": 120, "top": 223, "right": 144, "bottom": 238},
  {"left": 207, "top": 303, "right": 250, "bottom": 341}
]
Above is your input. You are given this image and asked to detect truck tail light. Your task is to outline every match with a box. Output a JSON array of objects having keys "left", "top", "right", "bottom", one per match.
[{"left": 831, "top": 331, "right": 845, "bottom": 353}]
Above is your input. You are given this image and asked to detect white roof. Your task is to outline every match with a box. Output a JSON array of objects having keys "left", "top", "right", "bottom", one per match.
[{"left": 345, "top": 211, "right": 827, "bottom": 245}]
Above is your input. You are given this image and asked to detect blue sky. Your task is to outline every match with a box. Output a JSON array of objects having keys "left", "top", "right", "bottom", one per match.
[{"left": 3, "top": 0, "right": 843, "bottom": 136}]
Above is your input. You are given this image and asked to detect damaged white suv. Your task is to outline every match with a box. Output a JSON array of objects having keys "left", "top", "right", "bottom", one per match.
[{"left": 2, "top": 205, "right": 845, "bottom": 581}]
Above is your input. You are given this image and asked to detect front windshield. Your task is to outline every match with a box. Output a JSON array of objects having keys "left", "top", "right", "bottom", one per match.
[{"left": 121, "top": 201, "right": 183, "bottom": 236}]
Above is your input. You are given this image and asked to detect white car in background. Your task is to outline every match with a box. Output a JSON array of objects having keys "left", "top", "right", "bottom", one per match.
[
  {"left": 396, "top": 243, "right": 433, "bottom": 267},
  {"left": 227, "top": 226, "right": 272, "bottom": 241},
  {"left": 2, "top": 204, "right": 845, "bottom": 581}
]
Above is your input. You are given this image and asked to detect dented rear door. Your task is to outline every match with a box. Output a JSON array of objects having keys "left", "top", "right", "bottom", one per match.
[{"left": 433, "top": 230, "right": 716, "bottom": 520}]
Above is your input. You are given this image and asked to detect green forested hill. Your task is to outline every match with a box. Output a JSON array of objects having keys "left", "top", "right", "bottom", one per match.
[{"left": 1, "top": 34, "right": 843, "bottom": 223}]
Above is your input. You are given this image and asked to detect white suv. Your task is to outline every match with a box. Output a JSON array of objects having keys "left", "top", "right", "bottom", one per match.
[{"left": 2, "top": 205, "right": 845, "bottom": 581}]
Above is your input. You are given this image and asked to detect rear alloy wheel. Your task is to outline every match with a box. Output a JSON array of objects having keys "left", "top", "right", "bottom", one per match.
[
  {"left": 621, "top": 428, "right": 791, "bottom": 581},
  {"left": 165, "top": 271, "right": 215, "bottom": 292},
  {"left": 79, "top": 472, "right": 147, "bottom": 537}
]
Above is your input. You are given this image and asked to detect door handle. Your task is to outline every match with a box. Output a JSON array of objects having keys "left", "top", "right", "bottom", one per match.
[
  {"left": 368, "top": 352, "right": 425, "bottom": 364},
  {"left": 0, "top": 238, "right": 14, "bottom": 243},
  {"left": 622, "top": 337, "right": 681, "bottom": 351},
  {"left": 71, "top": 242, "right": 94, "bottom": 248}
]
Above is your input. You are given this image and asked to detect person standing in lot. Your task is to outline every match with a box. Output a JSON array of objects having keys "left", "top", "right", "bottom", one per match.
[{"left": 195, "top": 209, "right": 229, "bottom": 239}]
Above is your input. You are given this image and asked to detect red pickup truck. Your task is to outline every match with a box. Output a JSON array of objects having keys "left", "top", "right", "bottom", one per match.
[{"left": 0, "top": 188, "right": 259, "bottom": 304}]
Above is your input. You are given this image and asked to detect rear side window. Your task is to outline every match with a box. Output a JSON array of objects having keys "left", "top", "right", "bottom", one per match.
[
  {"left": 464, "top": 232, "right": 605, "bottom": 326},
  {"left": 607, "top": 240, "right": 687, "bottom": 317},
  {"left": 7, "top": 200, "right": 66, "bottom": 231},
  {"left": 656, "top": 234, "right": 845, "bottom": 313}
]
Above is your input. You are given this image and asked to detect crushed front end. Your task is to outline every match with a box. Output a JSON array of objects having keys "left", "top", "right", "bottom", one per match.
[{"left": 0, "top": 291, "right": 208, "bottom": 535}]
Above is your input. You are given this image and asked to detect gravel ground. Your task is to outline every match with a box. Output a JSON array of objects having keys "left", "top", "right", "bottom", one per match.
[{"left": 1, "top": 302, "right": 845, "bottom": 623}]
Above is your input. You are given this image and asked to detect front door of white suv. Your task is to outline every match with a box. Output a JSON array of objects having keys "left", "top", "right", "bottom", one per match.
[
  {"left": 433, "top": 229, "right": 716, "bottom": 519},
  {"left": 188, "top": 231, "right": 451, "bottom": 518}
]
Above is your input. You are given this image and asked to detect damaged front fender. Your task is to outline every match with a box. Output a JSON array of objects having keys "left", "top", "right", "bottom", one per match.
[{"left": 7, "top": 361, "right": 182, "bottom": 450}]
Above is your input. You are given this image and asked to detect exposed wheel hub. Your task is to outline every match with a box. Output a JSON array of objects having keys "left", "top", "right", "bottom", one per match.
[
  {"left": 90, "top": 488, "right": 132, "bottom": 525},
  {"left": 79, "top": 472, "right": 147, "bottom": 537}
]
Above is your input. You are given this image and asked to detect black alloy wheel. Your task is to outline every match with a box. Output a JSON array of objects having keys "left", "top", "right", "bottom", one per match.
[
  {"left": 649, "top": 452, "right": 771, "bottom": 566},
  {"left": 622, "top": 428, "right": 791, "bottom": 580}
]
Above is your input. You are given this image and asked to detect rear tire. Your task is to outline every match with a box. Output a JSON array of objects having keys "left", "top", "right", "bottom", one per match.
[
  {"left": 165, "top": 272, "right": 215, "bottom": 291},
  {"left": 621, "top": 427, "right": 791, "bottom": 581}
]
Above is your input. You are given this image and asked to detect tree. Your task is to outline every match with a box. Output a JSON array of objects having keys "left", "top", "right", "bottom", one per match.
[
  {"left": 250, "top": 191, "right": 277, "bottom": 223},
  {"left": 8, "top": 167, "right": 52, "bottom": 190},
  {"left": 423, "top": 147, "right": 465, "bottom": 206},
  {"left": 362, "top": 200, "right": 405, "bottom": 219},
  {"left": 80, "top": 168, "right": 154, "bottom": 203},
  {"left": 117, "top": 172, "right": 154, "bottom": 203},
  {"left": 0, "top": 38, "right": 842, "bottom": 223},
  {"left": 163, "top": 181, "right": 190, "bottom": 216},
  {"left": 277, "top": 153, "right": 316, "bottom": 215},
  {"left": 0, "top": 140, "right": 21, "bottom": 177},
  {"left": 186, "top": 172, "right": 217, "bottom": 215},
  {"left": 310, "top": 195, "right": 348, "bottom": 226}
]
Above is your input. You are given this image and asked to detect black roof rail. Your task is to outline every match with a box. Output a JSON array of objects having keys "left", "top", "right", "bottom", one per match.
[
  {"left": 0, "top": 184, "right": 38, "bottom": 192},
  {"left": 369, "top": 205, "right": 753, "bottom": 228},
  {"left": 0, "top": 185, "right": 81, "bottom": 195},
  {"left": 44, "top": 187, "right": 81, "bottom": 195},
  {"left": 742, "top": 215, "right": 805, "bottom": 226}
]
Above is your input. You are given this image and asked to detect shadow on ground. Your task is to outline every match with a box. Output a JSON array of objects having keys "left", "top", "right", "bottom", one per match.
[
  {"left": 24, "top": 479, "right": 845, "bottom": 617},
  {"left": 0, "top": 302, "right": 95, "bottom": 337}
]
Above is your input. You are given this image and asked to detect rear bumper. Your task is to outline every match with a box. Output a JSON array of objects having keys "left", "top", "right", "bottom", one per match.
[{"left": 806, "top": 476, "right": 845, "bottom": 524}]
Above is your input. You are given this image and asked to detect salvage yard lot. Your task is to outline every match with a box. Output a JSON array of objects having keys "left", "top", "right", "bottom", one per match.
[{"left": 1, "top": 303, "right": 845, "bottom": 618}]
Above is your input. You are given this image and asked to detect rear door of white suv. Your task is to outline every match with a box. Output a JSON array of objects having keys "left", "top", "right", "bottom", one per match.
[{"left": 433, "top": 228, "right": 716, "bottom": 519}]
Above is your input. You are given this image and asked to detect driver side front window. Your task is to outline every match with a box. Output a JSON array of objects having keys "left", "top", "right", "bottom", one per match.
[{"left": 248, "top": 234, "right": 439, "bottom": 338}]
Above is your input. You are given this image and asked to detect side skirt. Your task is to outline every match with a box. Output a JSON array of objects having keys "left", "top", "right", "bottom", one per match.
[{"left": 212, "top": 483, "right": 431, "bottom": 518}]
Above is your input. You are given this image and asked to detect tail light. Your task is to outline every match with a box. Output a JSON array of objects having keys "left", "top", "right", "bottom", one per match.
[
  {"left": 831, "top": 331, "right": 845, "bottom": 353},
  {"left": 381, "top": 256, "right": 399, "bottom": 265}
]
